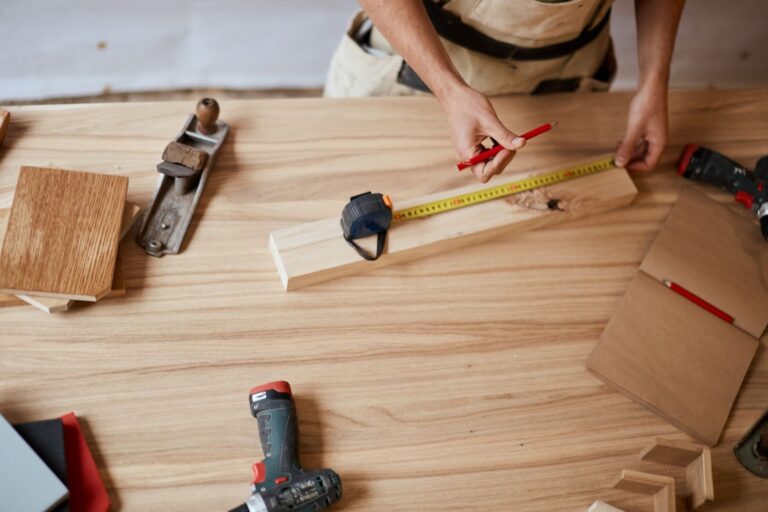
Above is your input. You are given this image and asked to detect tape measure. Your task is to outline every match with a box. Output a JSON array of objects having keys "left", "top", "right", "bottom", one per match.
[
  {"left": 392, "top": 155, "right": 615, "bottom": 222},
  {"left": 341, "top": 156, "right": 615, "bottom": 260}
]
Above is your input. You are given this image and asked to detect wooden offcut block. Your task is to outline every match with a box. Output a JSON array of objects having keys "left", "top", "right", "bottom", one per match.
[
  {"left": 612, "top": 470, "right": 675, "bottom": 512},
  {"left": 0, "top": 110, "right": 9, "bottom": 147},
  {"left": 0, "top": 167, "right": 128, "bottom": 301},
  {"left": 640, "top": 438, "right": 713, "bottom": 509},
  {"left": 588, "top": 502, "right": 625, "bottom": 512},
  {"left": 270, "top": 159, "right": 637, "bottom": 290},
  {"left": 0, "top": 201, "right": 137, "bottom": 314},
  {"left": 16, "top": 254, "right": 126, "bottom": 313}
]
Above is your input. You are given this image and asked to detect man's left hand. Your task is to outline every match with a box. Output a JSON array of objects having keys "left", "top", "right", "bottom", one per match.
[{"left": 615, "top": 83, "right": 668, "bottom": 172}]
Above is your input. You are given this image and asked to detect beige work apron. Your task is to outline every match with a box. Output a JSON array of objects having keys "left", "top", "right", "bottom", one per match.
[{"left": 324, "top": 0, "right": 614, "bottom": 98}]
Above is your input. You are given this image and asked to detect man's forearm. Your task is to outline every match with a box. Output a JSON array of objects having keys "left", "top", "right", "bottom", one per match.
[
  {"left": 634, "top": 0, "right": 685, "bottom": 89},
  {"left": 358, "top": 0, "right": 466, "bottom": 102}
]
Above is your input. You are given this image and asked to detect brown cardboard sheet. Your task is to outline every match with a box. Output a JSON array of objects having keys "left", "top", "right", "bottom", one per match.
[
  {"left": 641, "top": 188, "right": 768, "bottom": 338},
  {"left": 587, "top": 272, "right": 758, "bottom": 445},
  {"left": 587, "top": 187, "right": 764, "bottom": 446}
]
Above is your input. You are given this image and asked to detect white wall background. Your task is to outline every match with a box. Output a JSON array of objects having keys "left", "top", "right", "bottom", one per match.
[{"left": 0, "top": 0, "right": 766, "bottom": 102}]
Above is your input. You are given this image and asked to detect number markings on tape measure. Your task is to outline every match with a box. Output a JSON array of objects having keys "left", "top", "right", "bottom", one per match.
[{"left": 392, "top": 156, "right": 616, "bottom": 222}]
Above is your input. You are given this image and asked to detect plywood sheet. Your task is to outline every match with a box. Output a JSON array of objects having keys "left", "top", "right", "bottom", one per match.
[
  {"left": 0, "top": 166, "right": 128, "bottom": 301},
  {"left": 587, "top": 272, "right": 758, "bottom": 445},
  {"left": 270, "top": 160, "right": 637, "bottom": 290}
]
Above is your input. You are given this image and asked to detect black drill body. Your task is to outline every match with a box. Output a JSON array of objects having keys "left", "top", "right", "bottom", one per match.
[
  {"left": 678, "top": 143, "right": 768, "bottom": 240},
  {"left": 229, "top": 382, "right": 342, "bottom": 512}
]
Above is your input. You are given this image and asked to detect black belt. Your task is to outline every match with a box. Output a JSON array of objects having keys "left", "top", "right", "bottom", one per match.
[{"left": 422, "top": 1, "right": 611, "bottom": 61}]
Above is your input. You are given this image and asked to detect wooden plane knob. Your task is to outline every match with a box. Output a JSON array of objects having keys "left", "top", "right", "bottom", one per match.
[{"left": 196, "top": 98, "right": 220, "bottom": 135}]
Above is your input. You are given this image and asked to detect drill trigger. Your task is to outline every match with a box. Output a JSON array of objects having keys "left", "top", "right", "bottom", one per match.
[
  {"left": 251, "top": 461, "right": 267, "bottom": 484},
  {"left": 735, "top": 190, "right": 754, "bottom": 210}
]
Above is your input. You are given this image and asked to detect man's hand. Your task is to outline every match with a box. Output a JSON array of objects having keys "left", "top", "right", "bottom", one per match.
[
  {"left": 442, "top": 85, "right": 526, "bottom": 182},
  {"left": 358, "top": 0, "right": 525, "bottom": 182},
  {"left": 615, "top": 83, "right": 668, "bottom": 172},
  {"left": 615, "top": 0, "right": 684, "bottom": 172}
]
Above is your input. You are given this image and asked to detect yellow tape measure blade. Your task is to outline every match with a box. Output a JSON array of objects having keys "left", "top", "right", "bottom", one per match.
[{"left": 392, "top": 156, "right": 615, "bottom": 222}]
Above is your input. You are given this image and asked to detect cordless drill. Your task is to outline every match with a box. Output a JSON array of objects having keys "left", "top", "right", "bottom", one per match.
[
  {"left": 229, "top": 381, "right": 342, "bottom": 512},
  {"left": 677, "top": 143, "right": 768, "bottom": 240}
]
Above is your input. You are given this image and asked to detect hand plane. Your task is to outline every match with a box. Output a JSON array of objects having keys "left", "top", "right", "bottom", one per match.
[{"left": 136, "top": 98, "right": 229, "bottom": 256}]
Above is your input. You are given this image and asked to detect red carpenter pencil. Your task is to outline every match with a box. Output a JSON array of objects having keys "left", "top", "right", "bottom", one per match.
[
  {"left": 662, "top": 279, "right": 734, "bottom": 324},
  {"left": 457, "top": 121, "right": 557, "bottom": 171}
]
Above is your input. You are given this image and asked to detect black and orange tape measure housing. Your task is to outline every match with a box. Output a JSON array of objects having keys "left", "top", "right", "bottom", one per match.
[{"left": 340, "top": 192, "right": 393, "bottom": 261}]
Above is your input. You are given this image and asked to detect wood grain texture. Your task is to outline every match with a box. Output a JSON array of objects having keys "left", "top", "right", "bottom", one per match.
[
  {"left": 120, "top": 201, "right": 141, "bottom": 240},
  {"left": 0, "top": 208, "right": 24, "bottom": 308},
  {"left": 0, "top": 110, "right": 8, "bottom": 147},
  {"left": 0, "top": 166, "right": 128, "bottom": 301},
  {"left": 0, "top": 91, "right": 766, "bottom": 512},
  {"left": 640, "top": 438, "right": 714, "bottom": 509},
  {"left": 270, "top": 160, "right": 637, "bottom": 290},
  {"left": 16, "top": 293, "right": 72, "bottom": 313},
  {"left": 588, "top": 501, "right": 625, "bottom": 512},
  {"left": 613, "top": 470, "right": 675, "bottom": 512},
  {"left": 15, "top": 254, "right": 126, "bottom": 313},
  {"left": 10, "top": 201, "right": 139, "bottom": 313},
  {"left": 587, "top": 272, "right": 759, "bottom": 446}
]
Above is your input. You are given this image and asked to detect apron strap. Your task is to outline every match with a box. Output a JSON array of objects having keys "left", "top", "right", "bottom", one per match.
[{"left": 422, "top": 1, "right": 611, "bottom": 61}]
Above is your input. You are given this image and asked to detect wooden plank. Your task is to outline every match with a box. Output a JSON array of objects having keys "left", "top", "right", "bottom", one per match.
[
  {"left": 16, "top": 255, "right": 126, "bottom": 313},
  {"left": 588, "top": 501, "right": 625, "bottom": 512},
  {"left": 119, "top": 201, "right": 141, "bottom": 239},
  {"left": 270, "top": 160, "right": 637, "bottom": 290},
  {"left": 0, "top": 294, "right": 24, "bottom": 308},
  {"left": 0, "top": 208, "right": 23, "bottom": 308},
  {"left": 5, "top": 202, "right": 138, "bottom": 313},
  {"left": 0, "top": 110, "right": 9, "bottom": 147},
  {"left": 16, "top": 294, "right": 72, "bottom": 313},
  {"left": 1, "top": 92, "right": 768, "bottom": 511},
  {"left": 640, "top": 438, "right": 714, "bottom": 509},
  {"left": 0, "top": 166, "right": 128, "bottom": 301},
  {"left": 612, "top": 470, "right": 675, "bottom": 512}
]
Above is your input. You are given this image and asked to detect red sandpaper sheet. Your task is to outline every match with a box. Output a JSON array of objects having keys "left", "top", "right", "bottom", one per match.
[{"left": 61, "top": 413, "right": 110, "bottom": 512}]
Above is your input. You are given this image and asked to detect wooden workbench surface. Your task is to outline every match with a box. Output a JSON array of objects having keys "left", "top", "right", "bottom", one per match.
[{"left": 0, "top": 90, "right": 766, "bottom": 511}]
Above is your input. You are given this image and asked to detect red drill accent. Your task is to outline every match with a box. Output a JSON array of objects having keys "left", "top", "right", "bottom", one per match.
[
  {"left": 252, "top": 461, "right": 267, "bottom": 484},
  {"left": 250, "top": 381, "right": 292, "bottom": 396},
  {"left": 677, "top": 143, "right": 699, "bottom": 175},
  {"left": 735, "top": 191, "right": 754, "bottom": 210}
]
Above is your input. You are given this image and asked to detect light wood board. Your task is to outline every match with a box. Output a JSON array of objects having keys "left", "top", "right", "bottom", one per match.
[
  {"left": 613, "top": 470, "right": 675, "bottom": 512},
  {"left": 640, "top": 438, "right": 714, "bottom": 509},
  {"left": 16, "top": 253, "right": 127, "bottom": 313},
  {"left": 0, "top": 110, "right": 9, "bottom": 147},
  {"left": 0, "top": 208, "right": 23, "bottom": 307},
  {"left": 0, "top": 166, "right": 128, "bottom": 301},
  {"left": 0, "top": 91, "right": 766, "bottom": 511},
  {"left": 588, "top": 501, "right": 625, "bottom": 512},
  {"left": 270, "top": 160, "right": 637, "bottom": 290},
  {"left": 0, "top": 202, "right": 137, "bottom": 313}
]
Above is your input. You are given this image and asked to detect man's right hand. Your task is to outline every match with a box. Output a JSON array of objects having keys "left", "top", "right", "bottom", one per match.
[
  {"left": 441, "top": 85, "right": 526, "bottom": 183},
  {"left": 359, "top": 0, "right": 524, "bottom": 182}
]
